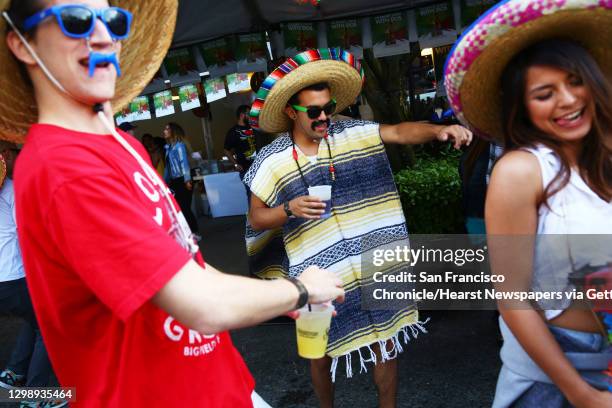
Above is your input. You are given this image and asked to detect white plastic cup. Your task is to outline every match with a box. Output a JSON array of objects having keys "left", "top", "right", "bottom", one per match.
[
  {"left": 308, "top": 185, "right": 332, "bottom": 218},
  {"left": 295, "top": 303, "right": 334, "bottom": 359}
]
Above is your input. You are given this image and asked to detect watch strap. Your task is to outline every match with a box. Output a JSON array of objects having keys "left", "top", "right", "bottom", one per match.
[
  {"left": 283, "top": 201, "right": 293, "bottom": 217},
  {"left": 285, "top": 277, "right": 309, "bottom": 310}
]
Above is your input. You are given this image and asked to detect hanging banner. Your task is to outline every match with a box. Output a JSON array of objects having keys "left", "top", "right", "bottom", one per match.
[
  {"left": 153, "top": 90, "right": 175, "bottom": 118},
  {"left": 204, "top": 77, "right": 227, "bottom": 103},
  {"left": 283, "top": 22, "right": 318, "bottom": 57},
  {"left": 178, "top": 84, "right": 201, "bottom": 112},
  {"left": 327, "top": 19, "right": 363, "bottom": 59},
  {"left": 200, "top": 38, "right": 237, "bottom": 78},
  {"left": 164, "top": 48, "right": 200, "bottom": 85},
  {"left": 227, "top": 73, "right": 252, "bottom": 94},
  {"left": 461, "top": 0, "right": 497, "bottom": 29},
  {"left": 235, "top": 33, "right": 268, "bottom": 73},
  {"left": 371, "top": 12, "right": 410, "bottom": 58},
  {"left": 416, "top": 2, "right": 457, "bottom": 48},
  {"left": 128, "top": 96, "right": 151, "bottom": 122},
  {"left": 114, "top": 106, "right": 134, "bottom": 126}
]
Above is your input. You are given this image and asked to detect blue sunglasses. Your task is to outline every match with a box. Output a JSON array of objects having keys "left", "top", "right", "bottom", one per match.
[{"left": 23, "top": 4, "right": 132, "bottom": 40}]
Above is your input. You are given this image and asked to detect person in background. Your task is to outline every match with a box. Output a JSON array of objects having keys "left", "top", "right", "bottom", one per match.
[
  {"left": 224, "top": 104, "right": 257, "bottom": 178},
  {"left": 445, "top": 1, "right": 612, "bottom": 406},
  {"left": 151, "top": 136, "right": 166, "bottom": 179},
  {"left": 0, "top": 142, "right": 60, "bottom": 408},
  {"left": 163, "top": 122, "right": 200, "bottom": 240},
  {"left": 141, "top": 132, "right": 154, "bottom": 154},
  {"left": 459, "top": 139, "right": 503, "bottom": 235},
  {"left": 117, "top": 121, "right": 136, "bottom": 136}
]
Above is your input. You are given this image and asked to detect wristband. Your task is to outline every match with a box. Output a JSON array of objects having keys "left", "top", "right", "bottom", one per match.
[
  {"left": 283, "top": 201, "right": 294, "bottom": 218},
  {"left": 285, "top": 277, "right": 309, "bottom": 310}
]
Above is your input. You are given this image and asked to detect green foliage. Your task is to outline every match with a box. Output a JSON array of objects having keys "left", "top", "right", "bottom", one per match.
[{"left": 394, "top": 155, "right": 464, "bottom": 234}]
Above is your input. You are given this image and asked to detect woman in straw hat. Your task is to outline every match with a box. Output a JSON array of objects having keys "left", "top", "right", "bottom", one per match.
[
  {"left": 1, "top": 1, "right": 344, "bottom": 406},
  {"left": 445, "top": 0, "right": 612, "bottom": 406},
  {"left": 245, "top": 48, "right": 472, "bottom": 407}
]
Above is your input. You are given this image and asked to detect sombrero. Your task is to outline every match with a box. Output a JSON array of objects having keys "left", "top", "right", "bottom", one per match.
[
  {"left": 444, "top": 0, "right": 612, "bottom": 142},
  {"left": 250, "top": 48, "right": 364, "bottom": 133},
  {"left": 0, "top": 0, "right": 177, "bottom": 143}
]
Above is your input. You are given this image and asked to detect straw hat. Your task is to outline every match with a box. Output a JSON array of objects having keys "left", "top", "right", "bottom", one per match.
[
  {"left": 250, "top": 48, "right": 364, "bottom": 133},
  {"left": 444, "top": 0, "right": 612, "bottom": 142},
  {"left": 0, "top": 0, "right": 177, "bottom": 143}
]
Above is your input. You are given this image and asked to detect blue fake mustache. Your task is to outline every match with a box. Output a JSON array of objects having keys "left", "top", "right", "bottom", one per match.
[{"left": 88, "top": 52, "right": 121, "bottom": 77}]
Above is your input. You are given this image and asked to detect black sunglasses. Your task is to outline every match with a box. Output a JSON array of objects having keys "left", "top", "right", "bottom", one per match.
[{"left": 291, "top": 99, "right": 337, "bottom": 119}]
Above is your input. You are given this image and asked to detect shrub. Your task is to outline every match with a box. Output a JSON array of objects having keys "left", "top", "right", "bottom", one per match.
[{"left": 394, "top": 155, "right": 464, "bottom": 234}]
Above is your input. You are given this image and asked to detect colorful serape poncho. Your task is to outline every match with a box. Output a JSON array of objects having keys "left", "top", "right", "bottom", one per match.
[{"left": 244, "top": 120, "right": 428, "bottom": 380}]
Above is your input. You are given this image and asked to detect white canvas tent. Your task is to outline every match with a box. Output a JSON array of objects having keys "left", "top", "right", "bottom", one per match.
[{"left": 172, "top": 0, "right": 439, "bottom": 47}]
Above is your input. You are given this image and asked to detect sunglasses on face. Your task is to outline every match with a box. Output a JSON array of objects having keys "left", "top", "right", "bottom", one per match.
[
  {"left": 23, "top": 4, "right": 132, "bottom": 40},
  {"left": 291, "top": 99, "right": 337, "bottom": 119}
]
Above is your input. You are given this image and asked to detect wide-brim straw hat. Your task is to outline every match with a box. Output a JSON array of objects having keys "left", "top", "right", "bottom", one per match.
[
  {"left": 444, "top": 0, "right": 612, "bottom": 143},
  {"left": 0, "top": 0, "right": 177, "bottom": 143},
  {"left": 250, "top": 48, "right": 364, "bottom": 133}
]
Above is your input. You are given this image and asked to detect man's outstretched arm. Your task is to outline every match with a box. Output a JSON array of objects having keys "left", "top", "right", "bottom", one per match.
[{"left": 380, "top": 122, "right": 472, "bottom": 149}]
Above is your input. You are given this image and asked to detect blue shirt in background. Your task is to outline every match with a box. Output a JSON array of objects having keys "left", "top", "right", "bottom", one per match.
[{"left": 164, "top": 142, "right": 191, "bottom": 182}]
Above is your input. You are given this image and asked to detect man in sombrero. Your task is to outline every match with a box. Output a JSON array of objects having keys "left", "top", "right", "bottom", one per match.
[
  {"left": 1, "top": 1, "right": 344, "bottom": 406},
  {"left": 245, "top": 48, "right": 473, "bottom": 407}
]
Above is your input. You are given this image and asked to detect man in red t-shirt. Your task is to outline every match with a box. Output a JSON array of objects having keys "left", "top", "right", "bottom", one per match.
[{"left": 0, "top": 1, "right": 344, "bottom": 407}]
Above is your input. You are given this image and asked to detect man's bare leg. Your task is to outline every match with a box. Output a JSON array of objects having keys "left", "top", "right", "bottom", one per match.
[
  {"left": 372, "top": 341, "right": 398, "bottom": 408},
  {"left": 310, "top": 356, "right": 334, "bottom": 408}
]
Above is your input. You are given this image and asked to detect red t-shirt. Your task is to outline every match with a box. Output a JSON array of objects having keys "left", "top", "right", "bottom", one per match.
[{"left": 14, "top": 124, "right": 254, "bottom": 407}]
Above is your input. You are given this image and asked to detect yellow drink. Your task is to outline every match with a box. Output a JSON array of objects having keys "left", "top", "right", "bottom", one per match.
[{"left": 295, "top": 304, "right": 334, "bottom": 359}]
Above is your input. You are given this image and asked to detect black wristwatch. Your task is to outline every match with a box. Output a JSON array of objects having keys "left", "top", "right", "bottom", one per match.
[
  {"left": 283, "top": 201, "right": 293, "bottom": 218},
  {"left": 285, "top": 277, "right": 309, "bottom": 310}
]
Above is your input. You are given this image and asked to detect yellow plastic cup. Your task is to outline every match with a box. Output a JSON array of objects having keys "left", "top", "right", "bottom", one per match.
[{"left": 295, "top": 304, "right": 334, "bottom": 359}]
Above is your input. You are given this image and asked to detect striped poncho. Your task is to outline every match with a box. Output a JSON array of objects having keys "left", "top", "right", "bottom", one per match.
[{"left": 244, "top": 120, "right": 427, "bottom": 379}]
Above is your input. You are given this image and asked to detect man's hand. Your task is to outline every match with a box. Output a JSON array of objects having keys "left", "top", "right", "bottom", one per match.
[
  {"left": 436, "top": 124, "right": 473, "bottom": 149},
  {"left": 289, "top": 196, "right": 326, "bottom": 219},
  {"left": 286, "top": 266, "right": 344, "bottom": 319},
  {"left": 185, "top": 181, "right": 193, "bottom": 191},
  {"left": 298, "top": 266, "right": 345, "bottom": 304}
]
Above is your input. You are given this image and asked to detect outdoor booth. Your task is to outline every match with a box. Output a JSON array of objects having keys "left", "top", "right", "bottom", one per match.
[{"left": 114, "top": 0, "right": 498, "bottom": 217}]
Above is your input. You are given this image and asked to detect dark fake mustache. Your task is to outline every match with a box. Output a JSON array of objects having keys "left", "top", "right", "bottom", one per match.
[{"left": 311, "top": 118, "right": 331, "bottom": 131}]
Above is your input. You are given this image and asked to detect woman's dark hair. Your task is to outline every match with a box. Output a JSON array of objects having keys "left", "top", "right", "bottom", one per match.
[
  {"left": 500, "top": 39, "right": 612, "bottom": 205},
  {"left": 166, "top": 122, "right": 185, "bottom": 141}
]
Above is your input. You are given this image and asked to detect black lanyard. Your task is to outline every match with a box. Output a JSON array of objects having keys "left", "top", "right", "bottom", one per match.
[{"left": 290, "top": 132, "right": 336, "bottom": 189}]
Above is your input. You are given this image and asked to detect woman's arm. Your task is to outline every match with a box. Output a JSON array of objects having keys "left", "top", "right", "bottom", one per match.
[
  {"left": 178, "top": 143, "right": 191, "bottom": 182},
  {"left": 486, "top": 151, "right": 611, "bottom": 407}
]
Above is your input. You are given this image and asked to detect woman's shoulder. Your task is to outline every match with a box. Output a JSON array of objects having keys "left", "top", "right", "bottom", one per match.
[
  {"left": 494, "top": 149, "right": 541, "bottom": 178},
  {"left": 489, "top": 149, "right": 543, "bottom": 197}
]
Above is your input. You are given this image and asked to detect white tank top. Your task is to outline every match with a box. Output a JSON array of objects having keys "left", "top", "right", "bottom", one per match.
[{"left": 524, "top": 145, "right": 612, "bottom": 319}]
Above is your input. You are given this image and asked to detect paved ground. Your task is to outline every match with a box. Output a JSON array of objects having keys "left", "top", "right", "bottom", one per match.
[{"left": 0, "top": 215, "right": 502, "bottom": 407}]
